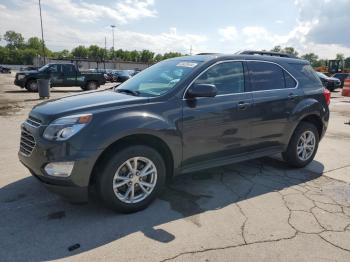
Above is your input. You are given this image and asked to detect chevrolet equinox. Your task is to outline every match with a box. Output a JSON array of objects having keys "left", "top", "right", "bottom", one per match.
[{"left": 19, "top": 52, "right": 330, "bottom": 213}]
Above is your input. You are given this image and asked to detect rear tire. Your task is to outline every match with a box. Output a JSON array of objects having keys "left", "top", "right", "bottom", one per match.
[
  {"left": 84, "top": 81, "right": 99, "bottom": 91},
  {"left": 96, "top": 145, "right": 166, "bottom": 213},
  {"left": 25, "top": 79, "right": 38, "bottom": 92},
  {"left": 282, "top": 122, "right": 319, "bottom": 168}
]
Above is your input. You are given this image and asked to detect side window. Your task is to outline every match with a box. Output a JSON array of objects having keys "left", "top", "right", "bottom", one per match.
[
  {"left": 283, "top": 71, "right": 297, "bottom": 88},
  {"left": 288, "top": 63, "right": 322, "bottom": 87},
  {"left": 248, "top": 62, "right": 285, "bottom": 91},
  {"left": 194, "top": 62, "right": 245, "bottom": 95},
  {"left": 62, "top": 64, "right": 76, "bottom": 74},
  {"left": 49, "top": 64, "right": 60, "bottom": 73}
]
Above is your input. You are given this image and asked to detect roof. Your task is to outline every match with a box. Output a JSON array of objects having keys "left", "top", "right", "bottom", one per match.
[{"left": 169, "top": 53, "right": 307, "bottom": 64}]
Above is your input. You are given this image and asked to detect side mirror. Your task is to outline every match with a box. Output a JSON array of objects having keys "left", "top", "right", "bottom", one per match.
[{"left": 186, "top": 84, "right": 217, "bottom": 98}]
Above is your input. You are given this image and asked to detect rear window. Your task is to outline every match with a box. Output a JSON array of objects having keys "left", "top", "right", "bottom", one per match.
[{"left": 289, "top": 63, "right": 322, "bottom": 88}]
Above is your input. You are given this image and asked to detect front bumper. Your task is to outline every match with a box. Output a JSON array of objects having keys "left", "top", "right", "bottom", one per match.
[
  {"left": 14, "top": 78, "right": 26, "bottom": 88},
  {"left": 18, "top": 122, "right": 103, "bottom": 202},
  {"left": 326, "top": 81, "right": 341, "bottom": 89}
]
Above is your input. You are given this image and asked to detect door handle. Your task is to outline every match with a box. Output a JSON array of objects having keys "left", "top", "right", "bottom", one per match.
[
  {"left": 238, "top": 101, "right": 250, "bottom": 110},
  {"left": 288, "top": 93, "right": 298, "bottom": 100}
]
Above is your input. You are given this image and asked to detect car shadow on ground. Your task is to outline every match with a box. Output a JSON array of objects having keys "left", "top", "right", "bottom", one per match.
[{"left": 0, "top": 157, "right": 323, "bottom": 261}]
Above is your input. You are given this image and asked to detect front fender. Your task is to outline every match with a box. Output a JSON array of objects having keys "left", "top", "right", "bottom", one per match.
[{"left": 81, "top": 104, "right": 182, "bottom": 168}]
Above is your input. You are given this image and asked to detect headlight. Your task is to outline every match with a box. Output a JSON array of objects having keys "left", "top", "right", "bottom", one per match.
[
  {"left": 43, "top": 114, "right": 92, "bottom": 141},
  {"left": 17, "top": 74, "right": 25, "bottom": 80}
]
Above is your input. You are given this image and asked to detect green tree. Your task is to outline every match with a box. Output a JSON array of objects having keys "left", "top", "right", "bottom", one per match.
[
  {"left": 26, "top": 37, "right": 42, "bottom": 50},
  {"left": 71, "top": 45, "right": 88, "bottom": 58},
  {"left": 336, "top": 53, "right": 345, "bottom": 61},
  {"left": 344, "top": 57, "right": 350, "bottom": 68},
  {"left": 53, "top": 49, "right": 71, "bottom": 59},
  {"left": 0, "top": 46, "right": 10, "bottom": 63},
  {"left": 130, "top": 50, "right": 140, "bottom": 62},
  {"left": 87, "top": 45, "right": 105, "bottom": 60},
  {"left": 140, "top": 49, "right": 154, "bottom": 63},
  {"left": 4, "top": 31, "right": 24, "bottom": 49},
  {"left": 154, "top": 54, "right": 163, "bottom": 62},
  {"left": 271, "top": 45, "right": 282, "bottom": 52},
  {"left": 20, "top": 48, "right": 38, "bottom": 64},
  {"left": 301, "top": 53, "right": 319, "bottom": 67},
  {"left": 283, "top": 47, "right": 298, "bottom": 57},
  {"left": 163, "top": 52, "right": 182, "bottom": 59}
]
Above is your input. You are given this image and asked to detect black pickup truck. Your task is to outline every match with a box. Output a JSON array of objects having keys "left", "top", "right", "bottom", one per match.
[{"left": 14, "top": 63, "right": 106, "bottom": 92}]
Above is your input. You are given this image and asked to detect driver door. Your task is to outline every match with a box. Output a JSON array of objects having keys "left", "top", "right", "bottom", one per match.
[
  {"left": 181, "top": 61, "right": 254, "bottom": 168},
  {"left": 49, "top": 64, "right": 64, "bottom": 87}
]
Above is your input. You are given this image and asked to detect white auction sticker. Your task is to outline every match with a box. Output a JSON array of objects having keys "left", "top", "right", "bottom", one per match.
[{"left": 176, "top": 62, "right": 198, "bottom": 68}]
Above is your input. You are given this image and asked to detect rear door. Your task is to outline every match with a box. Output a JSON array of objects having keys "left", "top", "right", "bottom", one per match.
[
  {"left": 61, "top": 64, "right": 77, "bottom": 86},
  {"left": 247, "top": 61, "right": 302, "bottom": 150},
  {"left": 181, "top": 61, "right": 254, "bottom": 167}
]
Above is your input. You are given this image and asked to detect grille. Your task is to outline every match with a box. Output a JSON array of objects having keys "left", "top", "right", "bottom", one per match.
[
  {"left": 20, "top": 127, "right": 36, "bottom": 156},
  {"left": 25, "top": 116, "right": 42, "bottom": 128}
]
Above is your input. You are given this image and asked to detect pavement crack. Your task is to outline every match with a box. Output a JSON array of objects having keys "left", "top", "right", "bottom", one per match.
[
  {"left": 158, "top": 233, "right": 298, "bottom": 262},
  {"left": 219, "top": 172, "right": 248, "bottom": 244},
  {"left": 319, "top": 234, "right": 350, "bottom": 253}
]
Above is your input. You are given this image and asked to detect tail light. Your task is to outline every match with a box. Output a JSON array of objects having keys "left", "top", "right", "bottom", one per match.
[{"left": 323, "top": 88, "right": 331, "bottom": 106}]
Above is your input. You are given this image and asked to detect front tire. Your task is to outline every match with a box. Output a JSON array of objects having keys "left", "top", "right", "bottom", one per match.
[
  {"left": 96, "top": 145, "right": 166, "bottom": 213},
  {"left": 282, "top": 122, "right": 319, "bottom": 168},
  {"left": 84, "top": 81, "right": 99, "bottom": 91},
  {"left": 25, "top": 79, "right": 38, "bottom": 92}
]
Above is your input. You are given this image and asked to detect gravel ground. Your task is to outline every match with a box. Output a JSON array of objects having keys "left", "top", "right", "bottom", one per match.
[{"left": 0, "top": 72, "right": 350, "bottom": 262}]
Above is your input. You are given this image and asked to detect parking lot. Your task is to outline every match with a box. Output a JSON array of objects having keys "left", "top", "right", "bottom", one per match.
[{"left": 1, "top": 72, "right": 350, "bottom": 261}]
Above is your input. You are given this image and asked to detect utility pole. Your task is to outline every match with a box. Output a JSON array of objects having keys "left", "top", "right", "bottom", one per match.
[
  {"left": 110, "top": 25, "right": 116, "bottom": 60},
  {"left": 104, "top": 36, "right": 107, "bottom": 69},
  {"left": 38, "top": 0, "right": 46, "bottom": 64}
]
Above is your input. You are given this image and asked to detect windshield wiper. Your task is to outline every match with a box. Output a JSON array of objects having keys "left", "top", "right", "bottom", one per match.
[{"left": 116, "top": 88, "right": 140, "bottom": 96}]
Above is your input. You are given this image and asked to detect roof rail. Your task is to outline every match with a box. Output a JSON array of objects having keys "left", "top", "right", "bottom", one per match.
[
  {"left": 236, "top": 50, "right": 296, "bottom": 58},
  {"left": 196, "top": 53, "right": 221, "bottom": 55}
]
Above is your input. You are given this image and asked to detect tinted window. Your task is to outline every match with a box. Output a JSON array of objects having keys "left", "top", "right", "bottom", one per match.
[
  {"left": 289, "top": 63, "right": 322, "bottom": 87},
  {"left": 284, "top": 71, "right": 297, "bottom": 88},
  {"left": 333, "top": 74, "right": 349, "bottom": 81},
  {"left": 248, "top": 62, "right": 285, "bottom": 91},
  {"left": 194, "top": 62, "right": 244, "bottom": 95},
  {"left": 62, "top": 64, "right": 75, "bottom": 74},
  {"left": 49, "top": 64, "right": 61, "bottom": 73}
]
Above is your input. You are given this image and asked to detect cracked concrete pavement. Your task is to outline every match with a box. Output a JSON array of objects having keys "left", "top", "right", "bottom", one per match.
[{"left": 0, "top": 73, "right": 350, "bottom": 261}]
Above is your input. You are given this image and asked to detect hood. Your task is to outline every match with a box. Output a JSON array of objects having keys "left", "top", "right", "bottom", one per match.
[
  {"left": 17, "top": 70, "right": 38, "bottom": 75},
  {"left": 327, "top": 76, "right": 340, "bottom": 82},
  {"left": 31, "top": 90, "right": 146, "bottom": 122}
]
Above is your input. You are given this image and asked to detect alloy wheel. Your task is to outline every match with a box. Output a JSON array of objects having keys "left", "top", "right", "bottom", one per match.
[
  {"left": 297, "top": 131, "right": 316, "bottom": 161},
  {"left": 112, "top": 157, "right": 157, "bottom": 204}
]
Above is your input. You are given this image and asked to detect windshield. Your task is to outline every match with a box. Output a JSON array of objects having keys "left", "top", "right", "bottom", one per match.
[
  {"left": 316, "top": 72, "right": 328, "bottom": 78},
  {"left": 115, "top": 59, "right": 202, "bottom": 97},
  {"left": 38, "top": 64, "right": 50, "bottom": 72}
]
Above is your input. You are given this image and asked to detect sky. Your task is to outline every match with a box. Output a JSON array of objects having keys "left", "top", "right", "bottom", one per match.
[{"left": 0, "top": 0, "right": 350, "bottom": 59}]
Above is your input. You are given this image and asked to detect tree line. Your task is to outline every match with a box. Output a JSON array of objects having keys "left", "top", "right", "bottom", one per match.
[
  {"left": 270, "top": 45, "right": 350, "bottom": 68},
  {"left": 1, "top": 31, "right": 350, "bottom": 67},
  {"left": 0, "top": 31, "right": 182, "bottom": 65}
]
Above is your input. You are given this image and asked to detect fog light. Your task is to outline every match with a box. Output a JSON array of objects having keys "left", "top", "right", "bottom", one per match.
[{"left": 44, "top": 162, "right": 74, "bottom": 177}]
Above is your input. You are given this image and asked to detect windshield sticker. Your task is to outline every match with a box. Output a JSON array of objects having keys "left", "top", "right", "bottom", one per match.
[{"left": 176, "top": 62, "right": 198, "bottom": 68}]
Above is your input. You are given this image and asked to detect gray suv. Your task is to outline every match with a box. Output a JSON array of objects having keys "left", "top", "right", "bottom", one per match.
[{"left": 19, "top": 52, "right": 330, "bottom": 213}]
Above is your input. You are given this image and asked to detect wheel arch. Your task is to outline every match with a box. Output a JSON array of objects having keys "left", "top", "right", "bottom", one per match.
[
  {"left": 299, "top": 114, "right": 323, "bottom": 139},
  {"left": 89, "top": 133, "right": 175, "bottom": 186}
]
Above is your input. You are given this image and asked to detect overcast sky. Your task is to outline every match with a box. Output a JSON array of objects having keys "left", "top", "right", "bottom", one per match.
[{"left": 0, "top": 0, "right": 349, "bottom": 58}]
